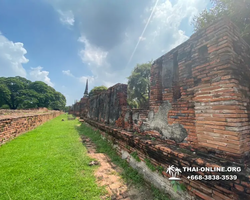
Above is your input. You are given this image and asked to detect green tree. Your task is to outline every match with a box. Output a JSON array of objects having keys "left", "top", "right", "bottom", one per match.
[
  {"left": 64, "top": 106, "right": 71, "bottom": 112},
  {"left": 18, "top": 89, "right": 40, "bottom": 109},
  {"left": 49, "top": 92, "right": 66, "bottom": 110},
  {"left": 192, "top": 0, "right": 250, "bottom": 45},
  {"left": 127, "top": 61, "right": 152, "bottom": 109},
  {"left": 28, "top": 81, "right": 56, "bottom": 108},
  {"left": 89, "top": 86, "right": 108, "bottom": 97},
  {"left": 0, "top": 104, "right": 10, "bottom": 109},
  {"left": 0, "top": 76, "right": 66, "bottom": 110},
  {"left": 0, "top": 77, "right": 27, "bottom": 109}
]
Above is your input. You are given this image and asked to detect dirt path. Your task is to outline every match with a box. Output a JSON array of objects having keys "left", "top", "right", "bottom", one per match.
[{"left": 81, "top": 135, "right": 154, "bottom": 200}]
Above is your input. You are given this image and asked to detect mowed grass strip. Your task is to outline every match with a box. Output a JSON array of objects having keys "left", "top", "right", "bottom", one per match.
[{"left": 0, "top": 114, "right": 105, "bottom": 200}]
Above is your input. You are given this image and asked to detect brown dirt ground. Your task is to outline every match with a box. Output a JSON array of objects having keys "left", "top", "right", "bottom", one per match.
[{"left": 81, "top": 135, "right": 155, "bottom": 200}]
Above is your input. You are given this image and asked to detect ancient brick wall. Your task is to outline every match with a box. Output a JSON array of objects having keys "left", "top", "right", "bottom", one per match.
[
  {"left": 0, "top": 110, "right": 63, "bottom": 145},
  {"left": 88, "top": 84, "right": 127, "bottom": 125},
  {"left": 73, "top": 18, "right": 250, "bottom": 200},
  {"left": 69, "top": 102, "right": 81, "bottom": 116},
  {"left": 79, "top": 96, "right": 89, "bottom": 118},
  {"left": 148, "top": 18, "right": 250, "bottom": 162}
]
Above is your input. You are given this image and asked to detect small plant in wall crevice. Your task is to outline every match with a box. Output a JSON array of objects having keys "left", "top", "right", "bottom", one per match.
[
  {"left": 133, "top": 131, "right": 139, "bottom": 135},
  {"left": 131, "top": 151, "right": 141, "bottom": 162},
  {"left": 170, "top": 181, "right": 186, "bottom": 192},
  {"left": 156, "top": 166, "right": 164, "bottom": 175},
  {"left": 145, "top": 158, "right": 156, "bottom": 171}
]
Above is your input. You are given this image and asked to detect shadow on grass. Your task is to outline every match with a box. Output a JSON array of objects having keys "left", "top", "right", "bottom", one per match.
[{"left": 75, "top": 122, "right": 171, "bottom": 200}]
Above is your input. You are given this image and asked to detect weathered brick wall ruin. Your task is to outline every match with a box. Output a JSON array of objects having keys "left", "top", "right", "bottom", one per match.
[
  {"left": 0, "top": 109, "right": 63, "bottom": 145},
  {"left": 88, "top": 84, "right": 127, "bottom": 124},
  {"left": 70, "top": 18, "right": 250, "bottom": 200}
]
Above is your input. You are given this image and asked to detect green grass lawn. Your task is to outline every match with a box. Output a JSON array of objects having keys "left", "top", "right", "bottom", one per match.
[{"left": 0, "top": 114, "right": 104, "bottom": 200}]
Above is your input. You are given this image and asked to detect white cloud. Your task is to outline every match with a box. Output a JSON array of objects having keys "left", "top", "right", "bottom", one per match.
[
  {"left": 139, "top": 36, "right": 146, "bottom": 41},
  {"left": 79, "top": 75, "right": 95, "bottom": 84},
  {"left": 144, "top": 0, "right": 208, "bottom": 51},
  {"left": 78, "top": 36, "right": 108, "bottom": 67},
  {"left": 47, "top": 0, "right": 209, "bottom": 104},
  {"left": 62, "top": 69, "right": 96, "bottom": 89},
  {"left": 29, "top": 66, "right": 54, "bottom": 87},
  {"left": 77, "top": 36, "right": 125, "bottom": 90},
  {"left": 0, "top": 33, "right": 28, "bottom": 77},
  {"left": 169, "top": 30, "right": 189, "bottom": 50},
  {"left": 62, "top": 69, "right": 95, "bottom": 84},
  {"left": 62, "top": 69, "right": 73, "bottom": 77},
  {"left": 103, "top": 81, "right": 117, "bottom": 88},
  {"left": 0, "top": 33, "right": 55, "bottom": 88},
  {"left": 77, "top": 0, "right": 208, "bottom": 90},
  {"left": 57, "top": 10, "right": 75, "bottom": 26}
]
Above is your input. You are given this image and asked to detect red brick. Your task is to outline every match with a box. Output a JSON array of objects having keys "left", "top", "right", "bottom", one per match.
[
  {"left": 214, "top": 185, "right": 233, "bottom": 194},
  {"left": 213, "top": 191, "right": 233, "bottom": 200},
  {"left": 217, "top": 146, "right": 241, "bottom": 154},
  {"left": 213, "top": 129, "right": 239, "bottom": 136},
  {"left": 195, "top": 158, "right": 205, "bottom": 165},
  {"left": 192, "top": 189, "right": 214, "bottom": 200},
  {"left": 241, "top": 181, "right": 250, "bottom": 188},
  {"left": 234, "top": 184, "right": 244, "bottom": 192}
]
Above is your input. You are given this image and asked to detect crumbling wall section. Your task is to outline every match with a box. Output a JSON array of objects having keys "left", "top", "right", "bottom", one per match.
[
  {"left": 79, "top": 97, "right": 89, "bottom": 118},
  {"left": 148, "top": 18, "right": 250, "bottom": 162},
  {"left": 88, "top": 84, "right": 127, "bottom": 125},
  {"left": 77, "top": 18, "right": 250, "bottom": 200},
  {"left": 190, "top": 19, "right": 250, "bottom": 160},
  {"left": 74, "top": 19, "right": 250, "bottom": 162},
  {"left": 69, "top": 102, "right": 81, "bottom": 116}
]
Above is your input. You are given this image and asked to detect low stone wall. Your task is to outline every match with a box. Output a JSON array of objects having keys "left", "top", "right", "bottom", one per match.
[
  {"left": 84, "top": 118, "right": 250, "bottom": 200},
  {"left": 0, "top": 110, "right": 63, "bottom": 145}
]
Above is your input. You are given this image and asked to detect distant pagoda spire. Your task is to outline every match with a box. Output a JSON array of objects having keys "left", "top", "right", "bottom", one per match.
[{"left": 84, "top": 79, "right": 88, "bottom": 97}]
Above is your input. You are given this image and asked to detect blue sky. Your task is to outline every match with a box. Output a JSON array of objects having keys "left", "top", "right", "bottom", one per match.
[{"left": 0, "top": 0, "right": 210, "bottom": 105}]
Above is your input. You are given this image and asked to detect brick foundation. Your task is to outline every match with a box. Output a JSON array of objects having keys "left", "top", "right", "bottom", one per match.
[{"left": 85, "top": 118, "right": 250, "bottom": 200}]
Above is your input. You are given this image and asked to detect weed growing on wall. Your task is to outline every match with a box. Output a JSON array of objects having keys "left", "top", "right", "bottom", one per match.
[
  {"left": 171, "top": 181, "right": 186, "bottom": 192},
  {"left": 156, "top": 166, "right": 165, "bottom": 174},
  {"left": 145, "top": 158, "right": 156, "bottom": 171},
  {"left": 131, "top": 151, "right": 141, "bottom": 162}
]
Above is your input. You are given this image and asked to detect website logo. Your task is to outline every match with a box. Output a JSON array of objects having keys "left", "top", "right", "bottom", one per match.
[{"left": 166, "top": 165, "right": 182, "bottom": 180}]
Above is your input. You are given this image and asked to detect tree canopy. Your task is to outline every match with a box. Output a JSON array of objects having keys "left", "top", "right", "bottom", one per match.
[
  {"left": 0, "top": 76, "right": 66, "bottom": 110},
  {"left": 192, "top": 0, "right": 250, "bottom": 45},
  {"left": 127, "top": 61, "right": 152, "bottom": 109},
  {"left": 63, "top": 105, "right": 71, "bottom": 112},
  {"left": 89, "top": 86, "right": 108, "bottom": 97}
]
